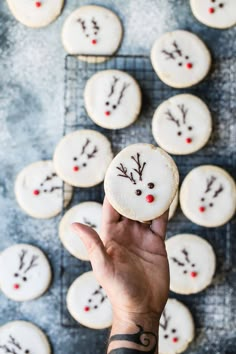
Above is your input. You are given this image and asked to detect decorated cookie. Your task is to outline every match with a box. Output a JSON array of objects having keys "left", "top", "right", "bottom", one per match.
[
  {"left": 59, "top": 202, "right": 102, "bottom": 261},
  {"left": 0, "top": 244, "right": 51, "bottom": 302},
  {"left": 190, "top": 0, "right": 236, "bottom": 29},
  {"left": 62, "top": 5, "right": 123, "bottom": 62},
  {"left": 152, "top": 94, "right": 212, "bottom": 155},
  {"left": 15, "top": 160, "right": 73, "bottom": 219},
  {"left": 168, "top": 191, "right": 178, "bottom": 220},
  {"left": 180, "top": 165, "right": 236, "bottom": 227},
  {"left": 151, "top": 30, "right": 211, "bottom": 88},
  {"left": 67, "top": 271, "right": 113, "bottom": 329},
  {"left": 53, "top": 130, "right": 113, "bottom": 188},
  {"left": 0, "top": 321, "right": 50, "bottom": 354},
  {"left": 84, "top": 70, "right": 142, "bottom": 130},
  {"left": 6, "top": 0, "right": 64, "bottom": 28},
  {"left": 166, "top": 234, "right": 216, "bottom": 294},
  {"left": 159, "top": 299, "right": 195, "bottom": 354},
  {"left": 104, "top": 144, "right": 179, "bottom": 222}
]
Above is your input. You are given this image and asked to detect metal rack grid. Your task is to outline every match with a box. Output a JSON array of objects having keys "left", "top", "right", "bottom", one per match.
[{"left": 61, "top": 54, "right": 236, "bottom": 352}]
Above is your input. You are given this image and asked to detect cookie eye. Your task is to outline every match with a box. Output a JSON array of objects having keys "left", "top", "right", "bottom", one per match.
[
  {"left": 192, "top": 264, "right": 195, "bottom": 267},
  {"left": 201, "top": 197, "right": 205, "bottom": 202},
  {"left": 135, "top": 189, "right": 142, "bottom": 196},
  {"left": 86, "top": 34, "right": 89, "bottom": 37},
  {"left": 44, "top": 189, "right": 47, "bottom": 193},
  {"left": 185, "top": 56, "right": 189, "bottom": 60},
  {"left": 113, "top": 105, "right": 117, "bottom": 109},
  {"left": 23, "top": 277, "right": 27, "bottom": 282},
  {"left": 164, "top": 334, "right": 169, "bottom": 339},
  {"left": 148, "top": 183, "right": 155, "bottom": 189},
  {"left": 177, "top": 131, "right": 182, "bottom": 136},
  {"left": 183, "top": 270, "right": 187, "bottom": 274},
  {"left": 178, "top": 62, "right": 182, "bottom": 66},
  {"left": 94, "top": 305, "right": 98, "bottom": 309},
  {"left": 219, "top": 2, "right": 224, "bottom": 7},
  {"left": 209, "top": 203, "right": 213, "bottom": 207},
  {"left": 94, "top": 32, "right": 97, "bottom": 35},
  {"left": 106, "top": 101, "right": 110, "bottom": 106},
  {"left": 25, "top": 350, "right": 30, "bottom": 354},
  {"left": 88, "top": 299, "right": 92, "bottom": 303},
  {"left": 82, "top": 163, "right": 87, "bottom": 167},
  {"left": 188, "top": 126, "right": 192, "bottom": 130},
  {"left": 211, "top": 0, "right": 215, "bottom": 2},
  {"left": 73, "top": 157, "right": 77, "bottom": 161},
  {"left": 172, "top": 329, "right": 176, "bottom": 333},
  {"left": 14, "top": 273, "right": 19, "bottom": 277},
  {"left": 52, "top": 173, "right": 57, "bottom": 177}
]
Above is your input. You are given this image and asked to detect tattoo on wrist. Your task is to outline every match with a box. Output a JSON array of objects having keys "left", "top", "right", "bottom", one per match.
[{"left": 108, "top": 324, "right": 158, "bottom": 353}]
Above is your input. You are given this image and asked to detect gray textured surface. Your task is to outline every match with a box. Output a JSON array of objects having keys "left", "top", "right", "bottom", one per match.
[{"left": 0, "top": 1, "right": 235, "bottom": 353}]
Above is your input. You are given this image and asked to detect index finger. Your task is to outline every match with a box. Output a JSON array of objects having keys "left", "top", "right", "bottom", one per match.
[
  {"left": 150, "top": 209, "right": 169, "bottom": 240},
  {"left": 102, "top": 196, "right": 121, "bottom": 225}
]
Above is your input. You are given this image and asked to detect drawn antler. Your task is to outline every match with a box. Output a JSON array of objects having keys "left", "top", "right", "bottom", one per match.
[
  {"left": 205, "top": 176, "right": 216, "bottom": 193},
  {"left": 108, "top": 76, "right": 119, "bottom": 97},
  {"left": 24, "top": 255, "right": 39, "bottom": 274},
  {"left": 93, "top": 286, "right": 107, "bottom": 304},
  {"left": 182, "top": 249, "right": 190, "bottom": 263},
  {"left": 87, "top": 146, "right": 98, "bottom": 159},
  {"left": 159, "top": 310, "right": 170, "bottom": 330},
  {"left": 172, "top": 41, "right": 182, "bottom": 57},
  {"left": 177, "top": 104, "right": 188, "bottom": 124},
  {"left": 162, "top": 49, "right": 175, "bottom": 60},
  {"left": 8, "top": 336, "right": 21, "bottom": 350},
  {"left": 116, "top": 163, "right": 136, "bottom": 184},
  {"left": 213, "top": 184, "right": 223, "bottom": 198},
  {"left": 165, "top": 110, "right": 180, "bottom": 127},
  {"left": 171, "top": 257, "right": 185, "bottom": 267},
  {"left": 18, "top": 249, "right": 27, "bottom": 270},
  {"left": 81, "top": 139, "right": 90, "bottom": 155},
  {"left": 0, "top": 345, "right": 17, "bottom": 354},
  {"left": 91, "top": 17, "right": 99, "bottom": 31},
  {"left": 77, "top": 18, "right": 86, "bottom": 32},
  {"left": 131, "top": 153, "right": 146, "bottom": 181},
  {"left": 83, "top": 218, "right": 97, "bottom": 228},
  {"left": 117, "top": 83, "right": 130, "bottom": 105}
]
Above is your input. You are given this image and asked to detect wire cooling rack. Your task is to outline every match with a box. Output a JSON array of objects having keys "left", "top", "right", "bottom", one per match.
[{"left": 61, "top": 55, "right": 236, "bottom": 353}]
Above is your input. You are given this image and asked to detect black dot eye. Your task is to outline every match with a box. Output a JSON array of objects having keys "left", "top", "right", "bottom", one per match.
[
  {"left": 192, "top": 264, "right": 195, "bottom": 267},
  {"left": 94, "top": 305, "right": 98, "bottom": 309},
  {"left": 188, "top": 126, "right": 192, "bottom": 131},
  {"left": 177, "top": 131, "right": 182, "bottom": 136},
  {"left": 73, "top": 157, "right": 77, "bottom": 161},
  {"left": 178, "top": 62, "right": 182, "bottom": 66},
  {"left": 201, "top": 198, "right": 205, "bottom": 202},
  {"left": 112, "top": 105, "right": 117, "bottom": 109},
  {"left": 219, "top": 3, "right": 224, "bottom": 7},
  {"left": 14, "top": 273, "right": 19, "bottom": 277},
  {"left": 25, "top": 350, "right": 30, "bottom": 354},
  {"left": 183, "top": 270, "right": 187, "bottom": 274},
  {"left": 185, "top": 56, "right": 189, "bottom": 60},
  {"left": 209, "top": 203, "right": 213, "bottom": 207},
  {"left": 148, "top": 183, "right": 155, "bottom": 189},
  {"left": 172, "top": 329, "right": 176, "bottom": 333},
  {"left": 52, "top": 173, "right": 57, "bottom": 177},
  {"left": 88, "top": 299, "right": 92, "bottom": 303},
  {"left": 135, "top": 189, "right": 142, "bottom": 196},
  {"left": 94, "top": 32, "right": 97, "bottom": 35},
  {"left": 23, "top": 277, "right": 27, "bottom": 282},
  {"left": 211, "top": 0, "right": 215, "bottom": 2},
  {"left": 164, "top": 334, "right": 169, "bottom": 339},
  {"left": 106, "top": 101, "right": 109, "bottom": 106},
  {"left": 82, "top": 163, "right": 87, "bottom": 167},
  {"left": 86, "top": 34, "right": 89, "bottom": 37},
  {"left": 44, "top": 189, "right": 47, "bottom": 193}
]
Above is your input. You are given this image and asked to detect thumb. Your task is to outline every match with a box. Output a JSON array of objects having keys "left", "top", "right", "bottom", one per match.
[{"left": 72, "top": 222, "right": 111, "bottom": 276}]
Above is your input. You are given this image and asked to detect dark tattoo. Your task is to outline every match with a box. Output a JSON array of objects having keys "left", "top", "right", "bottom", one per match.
[{"left": 108, "top": 325, "right": 157, "bottom": 353}]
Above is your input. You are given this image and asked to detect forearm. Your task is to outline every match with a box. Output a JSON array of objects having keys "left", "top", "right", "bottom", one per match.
[{"left": 107, "top": 313, "right": 159, "bottom": 354}]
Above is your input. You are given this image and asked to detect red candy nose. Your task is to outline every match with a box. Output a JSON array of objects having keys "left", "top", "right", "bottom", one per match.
[
  {"left": 73, "top": 166, "right": 79, "bottom": 172},
  {"left": 191, "top": 271, "right": 198, "bottom": 278},
  {"left": 186, "top": 63, "right": 193, "bottom": 69},
  {"left": 186, "top": 138, "right": 192, "bottom": 144},
  {"left": 35, "top": 1, "right": 42, "bottom": 7},
  {"left": 172, "top": 337, "right": 179, "bottom": 343},
  {"left": 209, "top": 7, "right": 215, "bottom": 13},
  {"left": 91, "top": 39, "right": 97, "bottom": 45},
  {"left": 105, "top": 111, "right": 110, "bottom": 116},
  {"left": 13, "top": 284, "right": 20, "bottom": 290},
  {"left": 146, "top": 195, "right": 154, "bottom": 203},
  {"left": 33, "top": 189, "right": 40, "bottom": 196},
  {"left": 84, "top": 306, "right": 90, "bottom": 312},
  {"left": 199, "top": 206, "right": 205, "bottom": 213}
]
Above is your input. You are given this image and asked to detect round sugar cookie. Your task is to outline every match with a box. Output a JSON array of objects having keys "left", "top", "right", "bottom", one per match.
[
  {"left": 6, "top": 0, "right": 64, "bottom": 28},
  {"left": 67, "top": 271, "right": 113, "bottom": 329},
  {"left": 168, "top": 191, "right": 178, "bottom": 220},
  {"left": 15, "top": 160, "right": 73, "bottom": 219},
  {"left": 166, "top": 234, "right": 216, "bottom": 294},
  {"left": 180, "top": 165, "right": 236, "bottom": 227},
  {"left": 0, "top": 321, "right": 50, "bottom": 354},
  {"left": 0, "top": 244, "right": 52, "bottom": 302},
  {"left": 152, "top": 94, "right": 212, "bottom": 155},
  {"left": 59, "top": 202, "right": 102, "bottom": 261},
  {"left": 53, "top": 130, "right": 113, "bottom": 188},
  {"left": 104, "top": 144, "right": 179, "bottom": 222},
  {"left": 190, "top": 0, "right": 236, "bottom": 29},
  {"left": 151, "top": 30, "right": 211, "bottom": 88},
  {"left": 62, "top": 5, "right": 123, "bottom": 62},
  {"left": 159, "top": 299, "right": 195, "bottom": 354},
  {"left": 84, "top": 70, "right": 142, "bottom": 130}
]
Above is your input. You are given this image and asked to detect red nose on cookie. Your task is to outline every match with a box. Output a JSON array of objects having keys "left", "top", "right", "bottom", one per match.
[
  {"left": 186, "top": 138, "right": 192, "bottom": 144},
  {"left": 13, "top": 284, "right": 20, "bottom": 290},
  {"left": 208, "top": 7, "right": 215, "bottom": 13},
  {"left": 105, "top": 111, "right": 110, "bottom": 116},
  {"left": 191, "top": 271, "right": 198, "bottom": 278},
  {"left": 73, "top": 166, "right": 79, "bottom": 172},
  {"left": 172, "top": 337, "right": 179, "bottom": 343},
  {"left": 146, "top": 195, "right": 154, "bottom": 203},
  {"left": 33, "top": 189, "right": 40, "bottom": 196},
  {"left": 84, "top": 306, "right": 90, "bottom": 312},
  {"left": 91, "top": 39, "right": 97, "bottom": 45},
  {"left": 199, "top": 206, "right": 205, "bottom": 213},
  {"left": 186, "top": 63, "right": 193, "bottom": 69},
  {"left": 35, "top": 1, "right": 42, "bottom": 7}
]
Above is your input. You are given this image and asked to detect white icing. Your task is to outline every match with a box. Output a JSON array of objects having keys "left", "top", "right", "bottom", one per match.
[
  {"left": 152, "top": 94, "right": 212, "bottom": 155},
  {"left": 104, "top": 144, "right": 179, "bottom": 222},
  {"left": 190, "top": 0, "right": 236, "bottom": 29},
  {"left": 0, "top": 244, "right": 51, "bottom": 302},
  {"left": 0, "top": 321, "right": 50, "bottom": 354},
  {"left": 168, "top": 191, "right": 178, "bottom": 220},
  {"left": 59, "top": 202, "right": 102, "bottom": 261},
  {"left": 67, "top": 271, "right": 113, "bottom": 329},
  {"left": 15, "top": 160, "right": 73, "bottom": 219},
  {"left": 62, "top": 6, "right": 123, "bottom": 57},
  {"left": 84, "top": 70, "right": 142, "bottom": 130},
  {"left": 151, "top": 30, "right": 211, "bottom": 88},
  {"left": 180, "top": 165, "right": 236, "bottom": 227},
  {"left": 53, "top": 130, "right": 113, "bottom": 187},
  {"left": 7, "top": 0, "right": 64, "bottom": 28},
  {"left": 166, "top": 234, "right": 216, "bottom": 294},
  {"left": 159, "top": 299, "right": 195, "bottom": 354}
]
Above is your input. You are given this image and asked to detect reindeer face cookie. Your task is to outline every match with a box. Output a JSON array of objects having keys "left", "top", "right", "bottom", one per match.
[
  {"left": 166, "top": 234, "right": 216, "bottom": 294},
  {"left": 0, "top": 321, "right": 50, "bottom": 354},
  {"left": 15, "top": 160, "right": 73, "bottom": 219},
  {"left": 59, "top": 202, "right": 102, "bottom": 261},
  {"left": 159, "top": 299, "right": 195, "bottom": 354},
  {"left": 67, "top": 271, "right": 113, "bottom": 329},
  {"left": 0, "top": 244, "right": 51, "bottom": 302},
  {"left": 180, "top": 165, "right": 236, "bottom": 227},
  {"left": 6, "top": 0, "right": 64, "bottom": 28},
  {"left": 104, "top": 144, "right": 179, "bottom": 222},
  {"left": 151, "top": 30, "right": 211, "bottom": 88},
  {"left": 190, "top": 0, "right": 236, "bottom": 29},
  {"left": 53, "top": 130, "right": 113, "bottom": 187},
  {"left": 152, "top": 94, "right": 212, "bottom": 155},
  {"left": 84, "top": 70, "right": 142, "bottom": 130},
  {"left": 62, "top": 5, "right": 123, "bottom": 61}
]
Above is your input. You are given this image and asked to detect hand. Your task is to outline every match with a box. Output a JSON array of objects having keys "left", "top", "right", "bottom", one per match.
[{"left": 72, "top": 197, "right": 169, "bottom": 322}]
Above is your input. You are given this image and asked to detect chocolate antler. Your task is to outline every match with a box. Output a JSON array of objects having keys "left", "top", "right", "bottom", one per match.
[
  {"left": 0, "top": 345, "right": 17, "bottom": 354},
  {"left": 182, "top": 249, "right": 190, "bottom": 263},
  {"left": 116, "top": 163, "right": 136, "bottom": 185},
  {"left": 165, "top": 110, "right": 180, "bottom": 127},
  {"left": 91, "top": 17, "right": 99, "bottom": 31},
  {"left": 117, "top": 83, "right": 130, "bottom": 105},
  {"left": 178, "top": 104, "right": 188, "bottom": 124},
  {"left": 83, "top": 217, "right": 97, "bottom": 229},
  {"left": 213, "top": 184, "right": 223, "bottom": 198},
  {"left": 93, "top": 285, "right": 107, "bottom": 304},
  {"left": 108, "top": 76, "right": 119, "bottom": 97},
  {"left": 131, "top": 153, "right": 146, "bottom": 181},
  {"left": 205, "top": 176, "right": 216, "bottom": 193},
  {"left": 8, "top": 336, "right": 21, "bottom": 350},
  {"left": 172, "top": 41, "right": 182, "bottom": 57},
  {"left": 24, "top": 255, "right": 39, "bottom": 274},
  {"left": 77, "top": 18, "right": 86, "bottom": 32},
  {"left": 87, "top": 146, "right": 98, "bottom": 159},
  {"left": 81, "top": 139, "right": 90, "bottom": 155},
  {"left": 171, "top": 257, "right": 185, "bottom": 267},
  {"left": 162, "top": 49, "right": 175, "bottom": 60},
  {"left": 18, "top": 249, "right": 27, "bottom": 270},
  {"left": 159, "top": 310, "right": 170, "bottom": 330}
]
